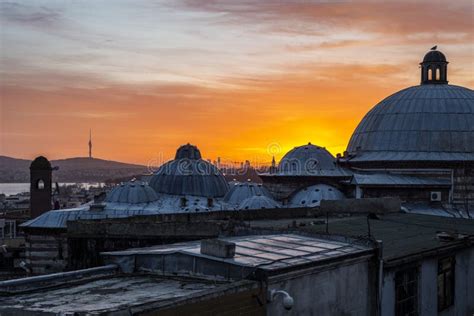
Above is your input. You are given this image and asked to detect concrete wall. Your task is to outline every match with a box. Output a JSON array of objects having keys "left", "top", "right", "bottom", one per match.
[
  {"left": 320, "top": 197, "right": 400, "bottom": 215},
  {"left": 155, "top": 284, "right": 265, "bottom": 316},
  {"left": 361, "top": 187, "right": 450, "bottom": 203},
  {"left": 381, "top": 247, "right": 474, "bottom": 316},
  {"left": 266, "top": 259, "right": 373, "bottom": 316},
  {"left": 25, "top": 233, "right": 67, "bottom": 274}
]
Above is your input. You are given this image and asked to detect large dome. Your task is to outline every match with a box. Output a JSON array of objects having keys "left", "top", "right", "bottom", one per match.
[
  {"left": 347, "top": 84, "right": 474, "bottom": 162},
  {"left": 149, "top": 144, "right": 229, "bottom": 197},
  {"left": 278, "top": 143, "right": 348, "bottom": 176}
]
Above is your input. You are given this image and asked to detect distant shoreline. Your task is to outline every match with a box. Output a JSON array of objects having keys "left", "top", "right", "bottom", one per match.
[{"left": 0, "top": 182, "right": 105, "bottom": 196}]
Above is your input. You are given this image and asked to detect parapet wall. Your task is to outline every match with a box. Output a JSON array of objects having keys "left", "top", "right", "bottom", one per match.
[{"left": 320, "top": 197, "right": 401, "bottom": 214}]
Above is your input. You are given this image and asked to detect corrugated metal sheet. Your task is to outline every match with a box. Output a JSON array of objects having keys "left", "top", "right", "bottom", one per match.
[{"left": 347, "top": 84, "right": 474, "bottom": 162}]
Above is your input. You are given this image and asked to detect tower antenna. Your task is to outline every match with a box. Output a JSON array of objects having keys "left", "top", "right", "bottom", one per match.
[{"left": 89, "top": 129, "right": 92, "bottom": 159}]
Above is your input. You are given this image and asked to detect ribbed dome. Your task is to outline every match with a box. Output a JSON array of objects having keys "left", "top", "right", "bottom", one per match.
[
  {"left": 30, "top": 156, "right": 51, "bottom": 170},
  {"left": 278, "top": 143, "right": 346, "bottom": 176},
  {"left": 175, "top": 143, "right": 202, "bottom": 160},
  {"left": 105, "top": 181, "right": 158, "bottom": 204},
  {"left": 224, "top": 182, "right": 273, "bottom": 205},
  {"left": 423, "top": 50, "right": 446, "bottom": 63},
  {"left": 347, "top": 84, "right": 474, "bottom": 162},
  {"left": 149, "top": 145, "right": 229, "bottom": 197},
  {"left": 289, "top": 184, "right": 345, "bottom": 208},
  {"left": 238, "top": 195, "right": 280, "bottom": 210}
]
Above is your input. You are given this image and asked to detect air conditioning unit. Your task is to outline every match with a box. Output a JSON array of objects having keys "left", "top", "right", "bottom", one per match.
[{"left": 430, "top": 191, "right": 442, "bottom": 202}]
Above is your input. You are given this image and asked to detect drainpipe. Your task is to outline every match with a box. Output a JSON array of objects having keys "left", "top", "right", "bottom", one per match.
[
  {"left": 449, "top": 169, "right": 454, "bottom": 204},
  {"left": 376, "top": 240, "right": 384, "bottom": 316}
]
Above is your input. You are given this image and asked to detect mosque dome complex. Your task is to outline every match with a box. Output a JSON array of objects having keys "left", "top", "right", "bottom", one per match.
[
  {"left": 346, "top": 49, "right": 474, "bottom": 164},
  {"left": 149, "top": 144, "right": 229, "bottom": 198}
]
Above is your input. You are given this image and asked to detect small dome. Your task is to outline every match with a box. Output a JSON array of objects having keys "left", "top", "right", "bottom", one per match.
[
  {"left": 238, "top": 195, "right": 280, "bottom": 210},
  {"left": 30, "top": 156, "right": 51, "bottom": 170},
  {"left": 105, "top": 181, "right": 158, "bottom": 204},
  {"left": 224, "top": 182, "right": 273, "bottom": 205},
  {"left": 149, "top": 144, "right": 229, "bottom": 197},
  {"left": 278, "top": 143, "right": 346, "bottom": 176},
  {"left": 423, "top": 50, "right": 447, "bottom": 63},
  {"left": 289, "top": 184, "right": 345, "bottom": 208},
  {"left": 175, "top": 143, "right": 202, "bottom": 160}
]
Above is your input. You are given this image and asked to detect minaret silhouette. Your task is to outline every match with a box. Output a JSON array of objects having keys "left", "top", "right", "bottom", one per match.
[{"left": 88, "top": 129, "right": 92, "bottom": 159}]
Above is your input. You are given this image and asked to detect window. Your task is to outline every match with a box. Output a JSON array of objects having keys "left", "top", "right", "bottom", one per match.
[
  {"left": 37, "top": 179, "right": 45, "bottom": 190},
  {"left": 395, "top": 267, "right": 418, "bottom": 316},
  {"left": 436, "top": 68, "right": 441, "bottom": 80},
  {"left": 428, "top": 68, "right": 433, "bottom": 80},
  {"left": 438, "top": 257, "right": 455, "bottom": 311}
]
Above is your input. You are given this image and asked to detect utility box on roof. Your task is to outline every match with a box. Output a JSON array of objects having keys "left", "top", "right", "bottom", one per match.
[{"left": 201, "top": 239, "right": 236, "bottom": 258}]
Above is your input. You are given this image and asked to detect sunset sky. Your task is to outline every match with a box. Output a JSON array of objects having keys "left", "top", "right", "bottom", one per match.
[{"left": 1, "top": 0, "right": 473, "bottom": 166}]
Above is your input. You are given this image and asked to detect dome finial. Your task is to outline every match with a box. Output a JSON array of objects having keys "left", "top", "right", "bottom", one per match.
[{"left": 431, "top": 45, "right": 437, "bottom": 50}]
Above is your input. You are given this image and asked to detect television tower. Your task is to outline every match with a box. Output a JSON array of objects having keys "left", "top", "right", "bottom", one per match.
[{"left": 88, "top": 129, "right": 92, "bottom": 159}]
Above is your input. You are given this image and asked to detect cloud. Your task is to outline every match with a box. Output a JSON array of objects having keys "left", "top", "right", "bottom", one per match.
[
  {"left": 0, "top": 1, "right": 63, "bottom": 28},
  {"left": 175, "top": 0, "right": 473, "bottom": 41}
]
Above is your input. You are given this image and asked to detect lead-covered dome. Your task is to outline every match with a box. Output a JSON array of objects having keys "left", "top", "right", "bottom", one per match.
[
  {"left": 347, "top": 84, "right": 474, "bottom": 162},
  {"left": 149, "top": 144, "right": 229, "bottom": 197},
  {"left": 289, "top": 184, "right": 345, "bottom": 208},
  {"left": 278, "top": 143, "right": 347, "bottom": 176},
  {"left": 224, "top": 182, "right": 274, "bottom": 205},
  {"left": 175, "top": 143, "right": 202, "bottom": 160},
  {"left": 105, "top": 181, "right": 158, "bottom": 204},
  {"left": 238, "top": 195, "right": 280, "bottom": 210},
  {"left": 423, "top": 50, "right": 446, "bottom": 63}
]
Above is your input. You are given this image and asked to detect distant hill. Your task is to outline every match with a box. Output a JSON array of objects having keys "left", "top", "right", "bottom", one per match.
[{"left": 0, "top": 156, "right": 149, "bottom": 183}]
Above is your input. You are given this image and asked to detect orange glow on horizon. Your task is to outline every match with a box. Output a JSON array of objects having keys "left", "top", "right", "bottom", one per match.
[{"left": 1, "top": 1, "right": 472, "bottom": 166}]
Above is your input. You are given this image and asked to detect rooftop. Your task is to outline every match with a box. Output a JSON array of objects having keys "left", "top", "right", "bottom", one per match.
[
  {"left": 350, "top": 173, "right": 451, "bottom": 187},
  {"left": 102, "top": 234, "right": 371, "bottom": 278},
  {"left": 303, "top": 213, "right": 474, "bottom": 266},
  {"left": 0, "top": 274, "right": 246, "bottom": 315}
]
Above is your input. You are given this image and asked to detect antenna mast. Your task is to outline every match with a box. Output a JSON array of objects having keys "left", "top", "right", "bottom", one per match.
[{"left": 88, "top": 129, "right": 92, "bottom": 159}]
